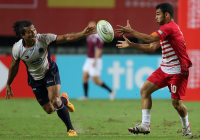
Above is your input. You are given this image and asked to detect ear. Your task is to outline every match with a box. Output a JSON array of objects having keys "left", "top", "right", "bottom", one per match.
[{"left": 165, "top": 12, "right": 170, "bottom": 18}]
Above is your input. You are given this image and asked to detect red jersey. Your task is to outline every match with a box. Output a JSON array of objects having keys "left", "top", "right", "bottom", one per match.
[
  {"left": 86, "top": 33, "right": 104, "bottom": 58},
  {"left": 156, "top": 21, "right": 192, "bottom": 74}
]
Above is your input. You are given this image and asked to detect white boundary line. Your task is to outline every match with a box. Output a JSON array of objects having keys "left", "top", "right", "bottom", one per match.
[{"left": 0, "top": 0, "right": 38, "bottom": 9}]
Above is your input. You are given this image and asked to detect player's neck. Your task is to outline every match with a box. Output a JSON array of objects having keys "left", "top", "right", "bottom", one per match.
[
  {"left": 165, "top": 19, "right": 174, "bottom": 24},
  {"left": 23, "top": 39, "right": 36, "bottom": 48}
]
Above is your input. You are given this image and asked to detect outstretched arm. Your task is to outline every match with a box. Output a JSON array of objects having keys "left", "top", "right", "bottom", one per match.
[
  {"left": 56, "top": 25, "right": 96, "bottom": 44},
  {"left": 6, "top": 57, "right": 20, "bottom": 99},
  {"left": 116, "top": 35, "right": 160, "bottom": 53},
  {"left": 115, "top": 20, "right": 160, "bottom": 43}
]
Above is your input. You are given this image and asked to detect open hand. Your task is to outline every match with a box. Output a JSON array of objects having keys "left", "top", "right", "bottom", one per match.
[
  {"left": 116, "top": 35, "right": 132, "bottom": 48},
  {"left": 115, "top": 20, "right": 132, "bottom": 36},
  {"left": 83, "top": 25, "right": 97, "bottom": 37},
  {"left": 6, "top": 85, "right": 14, "bottom": 99}
]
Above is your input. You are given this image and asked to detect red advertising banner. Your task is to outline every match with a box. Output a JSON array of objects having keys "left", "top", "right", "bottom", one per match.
[
  {"left": 0, "top": 55, "right": 55, "bottom": 98},
  {"left": 178, "top": 0, "right": 200, "bottom": 101},
  {"left": 0, "top": 0, "right": 177, "bottom": 36}
]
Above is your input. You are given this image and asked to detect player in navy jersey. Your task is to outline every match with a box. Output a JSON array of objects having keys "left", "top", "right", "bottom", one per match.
[
  {"left": 116, "top": 3, "right": 192, "bottom": 136},
  {"left": 79, "top": 21, "right": 116, "bottom": 101},
  {"left": 6, "top": 20, "right": 96, "bottom": 136}
]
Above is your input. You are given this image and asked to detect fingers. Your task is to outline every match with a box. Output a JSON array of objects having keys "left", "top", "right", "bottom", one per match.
[
  {"left": 117, "top": 40, "right": 124, "bottom": 43},
  {"left": 127, "top": 20, "right": 130, "bottom": 26},
  {"left": 123, "top": 35, "right": 128, "bottom": 41},
  {"left": 116, "top": 45, "right": 124, "bottom": 48},
  {"left": 115, "top": 29, "right": 124, "bottom": 36},
  {"left": 116, "top": 44, "right": 122, "bottom": 48},
  {"left": 115, "top": 29, "right": 123, "bottom": 32},
  {"left": 116, "top": 25, "right": 124, "bottom": 28},
  {"left": 116, "top": 40, "right": 124, "bottom": 48}
]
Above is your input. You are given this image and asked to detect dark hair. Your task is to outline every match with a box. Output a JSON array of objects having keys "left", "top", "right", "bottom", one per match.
[
  {"left": 13, "top": 20, "right": 34, "bottom": 37},
  {"left": 156, "top": 3, "right": 174, "bottom": 18}
]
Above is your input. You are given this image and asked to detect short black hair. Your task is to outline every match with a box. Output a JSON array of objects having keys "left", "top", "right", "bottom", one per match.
[
  {"left": 156, "top": 3, "right": 174, "bottom": 18},
  {"left": 13, "top": 20, "right": 34, "bottom": 37}
]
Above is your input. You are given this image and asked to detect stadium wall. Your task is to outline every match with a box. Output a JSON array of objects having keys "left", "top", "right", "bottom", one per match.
[
  {"left": 0, "top": 0, "right": 178, "bottom": 36},
  {"left": 178, "top": 0, "right": 200, "bottom": 101},
  {"left": 1, "top": 54, "right": 199, "bottom": 101}
]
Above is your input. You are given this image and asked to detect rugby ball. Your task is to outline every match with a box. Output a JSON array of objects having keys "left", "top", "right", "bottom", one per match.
[{"left": 97, "top": 20, "right": 114, "bottom": 43}]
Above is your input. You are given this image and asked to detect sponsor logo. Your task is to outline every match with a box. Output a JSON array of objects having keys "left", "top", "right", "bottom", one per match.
[
  {"left": 30, "top": 48, "right": 34, "bottom": 51},
  {"left": 39, "top": 48, "right": 44, "bottom": 53},
  {"left": 31, "top": 58, "right": 42, "bottom": 65},
  {"left": 101, "top": 24, "right": 109, "bottom": 35},
  {"left": 158, "top": 30, "right": 163, "bottom": 34},
  {"left": 32, "top": 88, "right": 36, "bottom": 90}
]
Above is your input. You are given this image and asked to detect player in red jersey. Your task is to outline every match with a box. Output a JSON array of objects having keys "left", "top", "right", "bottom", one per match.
[{"left": 115, "top": 3, "right": 192, "bottom": 136}]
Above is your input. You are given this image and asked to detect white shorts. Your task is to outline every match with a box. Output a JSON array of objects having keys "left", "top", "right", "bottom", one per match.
[{"left": 82, "top": 58, "right": 102, "bottom": 77}]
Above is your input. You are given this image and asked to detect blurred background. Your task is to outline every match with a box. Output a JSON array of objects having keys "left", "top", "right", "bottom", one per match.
[{"left": 0, "top": 0, "right": 199, "bottom": 101}]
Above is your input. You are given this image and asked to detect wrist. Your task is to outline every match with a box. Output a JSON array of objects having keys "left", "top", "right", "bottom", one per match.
[
  {"left": 129, "top": 42, "right": 135, "bottom": 48},
  {"left": 129, "top": 29, "right": 135, "bottom": 35},
  {"left": 81, "top": 30, "right": 86, "bottom": 37}
]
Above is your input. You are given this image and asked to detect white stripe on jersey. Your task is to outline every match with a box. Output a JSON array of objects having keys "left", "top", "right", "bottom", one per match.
[
  {"left": 161, "top": 65, "right": 181, "bottom": 74},
  {"left": 162, "top": 44, "right": 171, "bottom": 49},
  {"left": 161, "top": 60, "right": 180, "bottom": 66},
  {"left": 162, "top": 55, "right": 178, "bottom": 63},
  {"left": 160, "top": 40, "right": 168, "bottom": 44},
  {"left": 162, "top": 51, "right": 175, "bottom": 57},
  {"left": 162, "top": 47, "right": 173, "bottom": 53},
  {"left": 160, "top": 40, "right": 181, "bottom": 74}
]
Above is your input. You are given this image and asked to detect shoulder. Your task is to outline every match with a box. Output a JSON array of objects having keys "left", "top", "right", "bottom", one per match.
[
  {"left": 159, "top": 22, "right": 174, "bottom": 34},
  {"left": 12, "top": 39, "right": 23, "bottom": 53},
  {"left": 160, "top": 22, "right": 171, "bottom": 29},
  {"left": 37, "top": 33, "right": 57, "bottom": 44}
]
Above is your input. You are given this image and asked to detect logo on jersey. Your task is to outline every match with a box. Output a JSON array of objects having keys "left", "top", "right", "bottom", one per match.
[
  {"left": 39, "top": 48, "right": 44, "bottom": 53},
  {"left": 30, "top": 48, "right": 34, "bottom": 51},
  {"left": 25, "top": 56, "right": 29, "bottom": 59},
  {"left": 31, "top": 58, "right": 42, "bottom": 65},
  {"left": 158, "top": 30, "right": 163, "bottom": 34}
]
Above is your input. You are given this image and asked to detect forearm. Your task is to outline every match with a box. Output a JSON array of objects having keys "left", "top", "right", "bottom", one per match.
[
  {"left": 64, "top": 31, "right": 85, "bottom": 42},
  {"left": 130, "top": 30, "right": 157, "bottom": 43},
  {"left": 6, "top": 64, "right": 19, "bottom": 85},
  {"left": 129, "top": 43, "right": 153, "bottom": 53}
]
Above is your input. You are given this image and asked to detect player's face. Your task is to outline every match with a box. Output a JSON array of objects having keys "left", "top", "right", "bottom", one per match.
[
  {"left": 22, "top": 25, "right": 37, "bottom": 43},
  {"left": 155, "top": 9, "right": 165, "bottom": 25}
]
